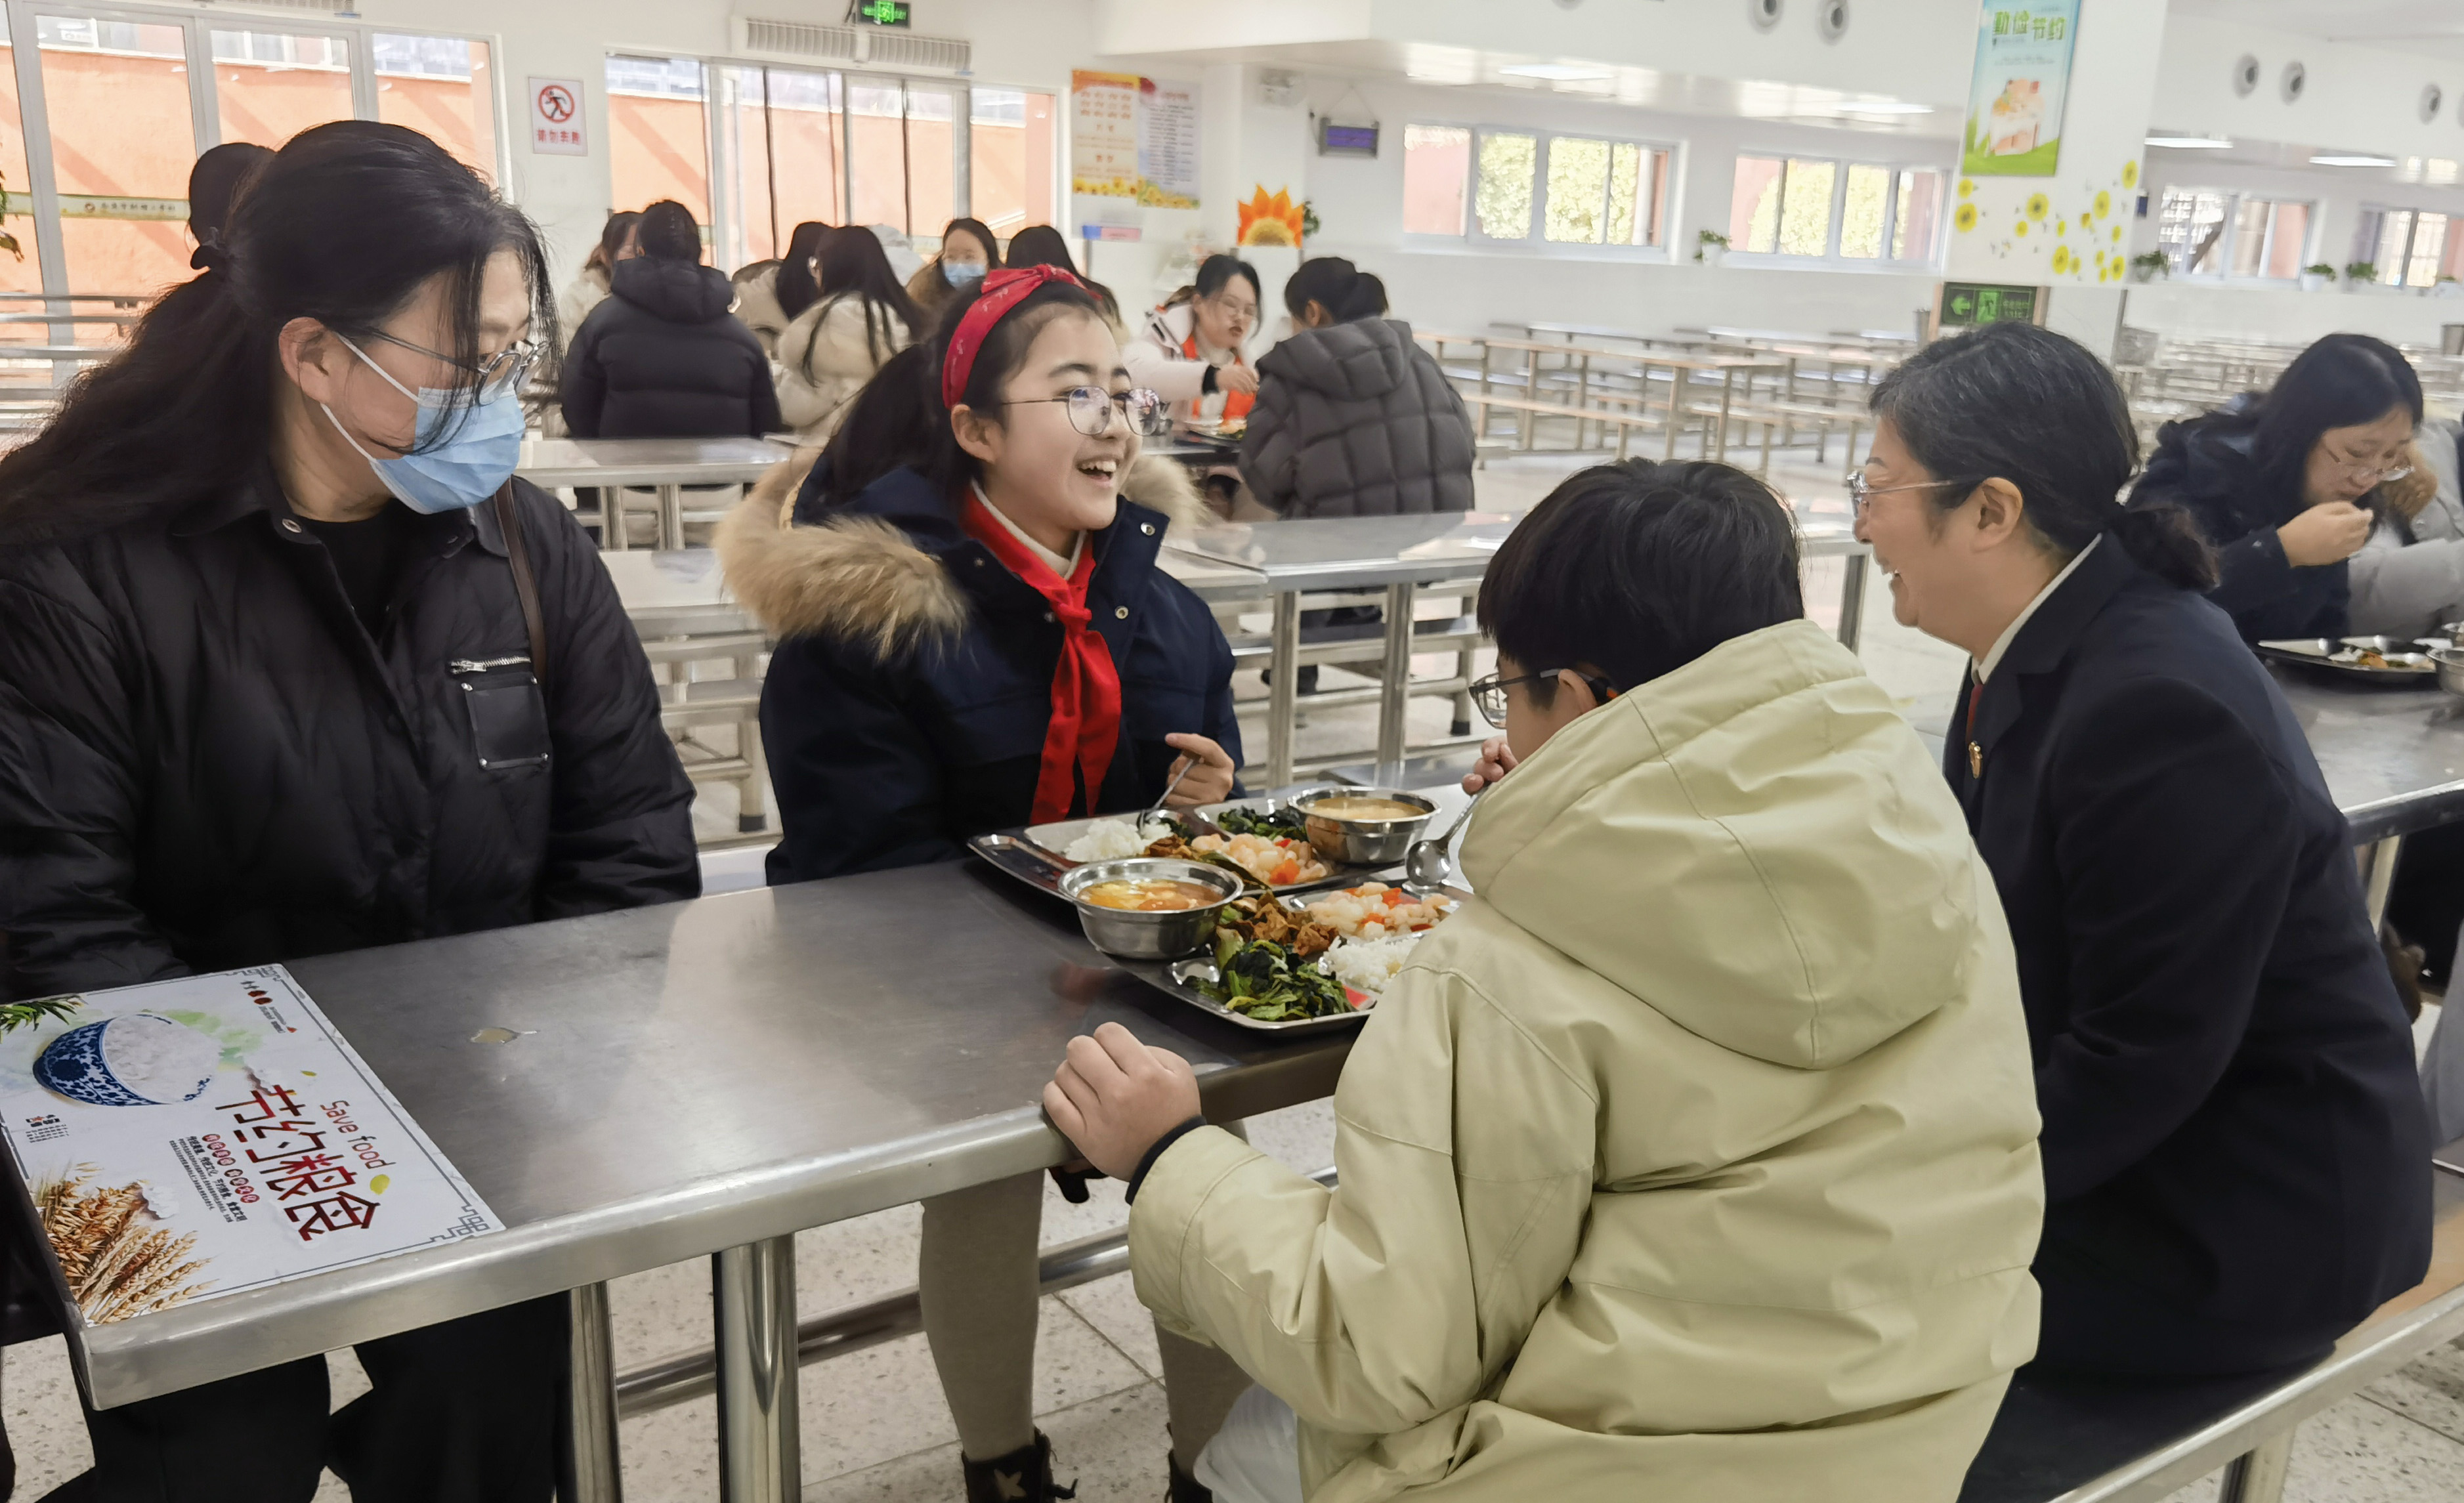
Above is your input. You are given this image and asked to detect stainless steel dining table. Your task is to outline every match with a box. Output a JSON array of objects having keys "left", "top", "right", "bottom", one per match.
[
  {"left": 1162, "top": 508, "right": 1872, "bottom": 788},
  {"left": 517, "top": 436, "right": 794, "bottom": 551},
  {"left": 22, "top": 863, "right": 1359, "bottom": 1501}
]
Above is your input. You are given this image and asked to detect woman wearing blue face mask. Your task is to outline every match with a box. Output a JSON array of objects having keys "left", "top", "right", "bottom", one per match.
[
  {"left": 0, "top": 121, "right": 697, "bottom": 1503},
  {"left": 905, "top": 214, "right": 1001, "bottom": 326}
]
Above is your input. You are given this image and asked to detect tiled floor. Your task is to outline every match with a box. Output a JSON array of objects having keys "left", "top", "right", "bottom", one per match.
[{"left": 11, "top": 452, "right": 2464, "bottom": 1500}]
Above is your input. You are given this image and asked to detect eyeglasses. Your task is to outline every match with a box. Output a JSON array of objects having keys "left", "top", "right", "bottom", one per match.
[
  {"left": 1847, "top": 469, "right": 1970, "bottom": 515},
  {"left": 366, "top": 329, "right": 543, "bottom": 401},
  {"left": 1466, "top": 668, "right": 1619, "bottom": 729},
  {"left": 1000, "top": 386, "right": 1172, "bottom": 438},
  {"left": 2318, "top": 448, "right": 2413, "bottom": 486}
]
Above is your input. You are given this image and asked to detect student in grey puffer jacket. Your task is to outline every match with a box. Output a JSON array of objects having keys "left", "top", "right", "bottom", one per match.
[{"left": 1239, "top": 257, "right": 1475, "bottom": 519}]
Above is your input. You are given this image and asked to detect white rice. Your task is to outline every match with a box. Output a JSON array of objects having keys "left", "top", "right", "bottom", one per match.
[
  {"left": 1321, "top": 933, "right": 1429, "bottom": 998},
  {"left": 1062, "top": 818, "right": 1155, "bottom": 862},
  {"left": 100, "top": 1014, "right": 222, "bottom": 1104}
]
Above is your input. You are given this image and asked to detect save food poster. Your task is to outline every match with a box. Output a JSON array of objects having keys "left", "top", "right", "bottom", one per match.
[
  {"left": 0, "top": 967, "right": 499, "bottom": 1325},
  {"left": 1070, "top": 70, "right": 1200, "bottom": 210},
  {"left": 1962, "top": 2, "right": 2081, "bottom": 178}
]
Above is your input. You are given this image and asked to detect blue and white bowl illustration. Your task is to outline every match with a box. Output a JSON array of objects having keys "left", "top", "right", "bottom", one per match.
[{"left": 35, "top": 1014, "right": 221, "bottom": 1107}]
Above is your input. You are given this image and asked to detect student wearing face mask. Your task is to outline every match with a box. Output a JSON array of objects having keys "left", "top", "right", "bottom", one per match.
[
  {"left": 718, "top": 266, "right": 1252, "bottom": 1502},
  {"left": 0, "top": 121, "right": 698, "bottom": 1503},
  {"left": 905, "top": 215, "right": 1002, "bottom": 326}
]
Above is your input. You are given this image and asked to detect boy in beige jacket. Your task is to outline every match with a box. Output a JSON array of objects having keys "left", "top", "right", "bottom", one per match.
[{"left": 1048, "top": 459, "right": 2045, "bottom": 1503}]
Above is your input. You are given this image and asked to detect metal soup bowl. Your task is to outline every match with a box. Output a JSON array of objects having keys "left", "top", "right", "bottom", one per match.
[
  {"left": 2431, "top": 646, "right": 2464, "bottom": 698},
  {"left": 1294, "top": 789, "right": 1439, "bottom": 865},
  {"left": 1058, "top": 857, "right": 1244, "bottom": 959}
]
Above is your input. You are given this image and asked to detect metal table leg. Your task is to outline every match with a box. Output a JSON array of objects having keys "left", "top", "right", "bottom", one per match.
[
  {"left": 1267, "top": 591, "right": 1301, "bottom": 788},
  {"left": 561, "top": 1282, "right": 624, "bottom": 1502},
  {"left": 660, "top": 484, "right": 686, "bottom": 552},
  {"left": 2359, "top": 834, "right": 2404, "bottom": 932},
  {"left": 1374, "top": 582, "right": 1418, "bottom": 785},
  {"left": 2217, "top": 1431, "right": 2293, "bottom": 1503},
  {"left": 602, "top": 489, "right": 629, "bottom": 552},
  {"left": 1835, "top": 553, "right": 1868, "bottom": 652},
  {"left": 714, "top": 1236, "right": 801, "bottom": 1503},
  {"left": 736, "top": 648, "right": 769, "bottom": 834}
]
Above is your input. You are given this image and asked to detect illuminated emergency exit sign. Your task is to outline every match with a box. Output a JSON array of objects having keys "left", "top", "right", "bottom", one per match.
[{"left": 851, "top": 0, "right": 912, "bottom": 24}]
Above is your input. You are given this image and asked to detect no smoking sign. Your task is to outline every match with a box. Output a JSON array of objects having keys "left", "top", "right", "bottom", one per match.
[{"left": 528, "top": 76, "right": 587, "bottom": 157}]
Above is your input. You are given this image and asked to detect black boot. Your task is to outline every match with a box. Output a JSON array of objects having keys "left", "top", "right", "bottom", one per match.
[
  {"left": 964, "top": 1431, "right": 1077, "bottom": 1503},
  {"left": 1168, "top": 1450, "right": 1215, "bottom": 1502}
]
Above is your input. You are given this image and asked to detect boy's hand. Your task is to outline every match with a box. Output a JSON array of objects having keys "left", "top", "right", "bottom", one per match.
[{"left": 1044, "top": 1022, "right": 1202, "bottom": 1180}]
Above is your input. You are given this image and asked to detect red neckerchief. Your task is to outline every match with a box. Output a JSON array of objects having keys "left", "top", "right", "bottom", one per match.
[
  {"left": 961, "top": 492, "right": 1122, "bottom": 823},
  {"left": 1183, "top": 332, "right": 1254, "bottom": 419}
]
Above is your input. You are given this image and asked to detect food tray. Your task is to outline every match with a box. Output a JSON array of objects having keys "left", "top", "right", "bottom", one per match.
[
  {"left": 1110, "top": 878, "right": 1474, "bottom": 1034},
  {"left": 2256, "top": 637, "right": 2441, "bottom": 683},
  {"left": 1012, "top": 798, "right": 1390, "bottom": 897}
]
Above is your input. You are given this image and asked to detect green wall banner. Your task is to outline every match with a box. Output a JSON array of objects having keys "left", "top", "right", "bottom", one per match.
[{"left": 1963, "top": 2, "right": 2081, "bottom": 179}]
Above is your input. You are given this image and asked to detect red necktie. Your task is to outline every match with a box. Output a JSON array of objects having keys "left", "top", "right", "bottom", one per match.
[{"left": 962, "top": 494, "right": 1124, "bottom": 823}]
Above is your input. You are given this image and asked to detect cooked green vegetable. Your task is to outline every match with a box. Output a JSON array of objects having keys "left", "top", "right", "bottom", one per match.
[
  {"left": 1213, "top": 804, "right": 1307, "bottom": 841},
  {"left": 1200, "top": 931, "right": 1352, "bottom": 1021}
]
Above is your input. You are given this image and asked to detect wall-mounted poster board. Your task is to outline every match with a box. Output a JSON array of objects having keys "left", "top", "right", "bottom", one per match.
[
  {"left": 1071, "top": 70, "right": 1200, "bottom": 241},
  {"left": 1962, "top": 1, "right": 2080, "bottom": 178}
]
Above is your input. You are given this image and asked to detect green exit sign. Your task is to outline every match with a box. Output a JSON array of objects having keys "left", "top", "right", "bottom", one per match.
[
  {"left": 1940, "top": 281, "right": 2042, "bottom": 328},
  {"left": 851, "top": 0, "right": 912, "bottom": 24}
]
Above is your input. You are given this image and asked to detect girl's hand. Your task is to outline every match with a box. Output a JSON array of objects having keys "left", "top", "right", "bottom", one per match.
[
  {"left": 1217, "top": 364, "right": 1260, "bottom": 397},
  {"left": 1162, "top": 733, "right": 1237, "bottom": 805},
  {"left": 1044, "top": 1022, "right": 1202, "bottom": 1181},
  {"left": 2279, "top": 502, "right": 2371, "bottom": 568},
  {"left": 1462, "top": 736, "right": 1518, "bottom": 795}
]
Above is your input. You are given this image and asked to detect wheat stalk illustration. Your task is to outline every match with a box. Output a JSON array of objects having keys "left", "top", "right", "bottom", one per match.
[{"left": 34, "top": 1172, "right": 211, "bottom": 1323}]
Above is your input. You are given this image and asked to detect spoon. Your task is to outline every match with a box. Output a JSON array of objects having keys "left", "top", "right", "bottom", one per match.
[
  {"left": 1405, "top": 789, "right": 1483, "bottom": 889},
  {"left": 1137, "top": 757, "right": 1199, "bottom": 839}
]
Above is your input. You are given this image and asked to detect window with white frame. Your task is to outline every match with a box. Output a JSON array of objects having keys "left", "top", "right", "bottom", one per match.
[
  {"left": 2355, "top": 207, "right": 2464, "bottom": 288},
  {"left": 2154, "top": 188, "right": 2312, "bottom": 279},
  {"left": 1403, "top": 123, "right": 1670, "bottom": 251},
  {"left": 1727, "top": 155, "right": 1943, "bottom": 265}
]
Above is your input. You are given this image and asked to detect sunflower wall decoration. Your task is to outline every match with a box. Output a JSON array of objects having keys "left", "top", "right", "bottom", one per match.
[
  {"left": 1950, "top": 158, "right": 2145, "bottom": 283},
  {"left": 1237, "top": 186, "right": 1306, "bottom": 249}
]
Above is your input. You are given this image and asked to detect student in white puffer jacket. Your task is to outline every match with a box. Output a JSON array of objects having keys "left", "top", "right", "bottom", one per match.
[{"left": 773, "top": 225, "right": 920, "bottom": 442}]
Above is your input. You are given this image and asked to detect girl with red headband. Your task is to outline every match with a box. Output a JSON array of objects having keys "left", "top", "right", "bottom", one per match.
[{"left": 718, "top": 266, "right": 1251, "bottom": 1503}]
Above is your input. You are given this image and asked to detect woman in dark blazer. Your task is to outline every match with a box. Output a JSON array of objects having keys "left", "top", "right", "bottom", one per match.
[{"left": 1852, "top": 322, "right": 2432, "bottom": 1378}]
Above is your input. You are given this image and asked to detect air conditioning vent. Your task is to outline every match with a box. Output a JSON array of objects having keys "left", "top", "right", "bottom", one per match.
[{"left": 732, "top": 16, "right": 969, "bottom": 74}]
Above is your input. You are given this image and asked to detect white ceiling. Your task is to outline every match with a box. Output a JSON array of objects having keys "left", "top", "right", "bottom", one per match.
[
  {"left": 2168, "top": 0, "right": 2464, "bottom": 63},
  {"left": 2143, "top": 135, "right": 2462, "bottom": 188}
]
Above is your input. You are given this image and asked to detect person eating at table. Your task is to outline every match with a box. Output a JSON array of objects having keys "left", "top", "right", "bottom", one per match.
[
  {"left": 1124, "top": 253, "right": 1262, "bottom": 431},
  {"left": 2128, "top": 332, "right": 2423, "bottom": 644},
  {"left": 716, "top": 264, "right": 1252, "bottom": 1503},
  {"left": 904, "top": 214, "right": 1004, "bottom": 326},
  {"left": 1854, "top": 321, "right": 2431, "bottom": 1380},
  {"left": 0, "top": 120, "right": 698, "bottom": 1503},
  {"left": 1046, "top": 457, "right": 2047, "bottom": 1503}
]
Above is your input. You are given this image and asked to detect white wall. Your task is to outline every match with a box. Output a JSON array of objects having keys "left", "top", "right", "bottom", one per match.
[
  {"left": 2152, "top": 14, "right": 2464, "bottom": 169},
  {"left": 2123, "top": 280, "right": 2464, "bottom": 350},
  {"left": 1290, "top": 75, "right": 1951, "bottom": 340}
]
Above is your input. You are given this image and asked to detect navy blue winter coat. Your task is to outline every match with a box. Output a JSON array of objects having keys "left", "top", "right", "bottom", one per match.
[
  {"left": 2128, "top": 414, "right": 2348, "bottom": 642},
  {"left": 719, "top": 457, "right": 1240, "bottom": 882}
]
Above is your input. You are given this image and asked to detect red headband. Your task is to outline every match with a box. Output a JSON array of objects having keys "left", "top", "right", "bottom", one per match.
[{"left": 941, "top": 264, "right": 1088, "bottom": 410}]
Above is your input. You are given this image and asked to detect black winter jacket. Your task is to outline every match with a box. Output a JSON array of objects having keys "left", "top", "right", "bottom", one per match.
[
  {"left": 2129, "top": 415, "right": 2347, "bottom": 642},
  {"left": 560, "top": 257, "right": 784, "bottom": 440},
  {"left": 717, "top": 459, "right": 1239, "bottom": 882},
  {"left": 1947, "top": 540, "right": 2429, "bottom": 1375},
  {"left": 0, "top": 471, "right": 700, "bottom": 999},
  {"left": 1239, "top": 318, "right": 1476, "bottom": 519}
]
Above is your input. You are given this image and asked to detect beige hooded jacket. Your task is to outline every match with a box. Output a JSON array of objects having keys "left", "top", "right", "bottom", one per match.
[{"left": 1130, "top": 618, "right": 2044, "bottom": 1502}]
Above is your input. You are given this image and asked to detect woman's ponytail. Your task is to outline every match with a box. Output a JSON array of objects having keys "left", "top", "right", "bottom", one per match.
[{"left": 2109, "top": 499, "right": 2219, "bottom": 592}]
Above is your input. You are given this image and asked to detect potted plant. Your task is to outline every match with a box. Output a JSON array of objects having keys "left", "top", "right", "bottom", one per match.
[
  {"left": 2129, "top": 251, "right": 2169, "bottom": 284},
  {"left": 2344, "top": 261, "right": 2379, "bottom": 293},
  {"left": 2298, "top": 263, "right": 2336, "bottom": 292},
  {"left": 2435, "top": 274, "right": 2461, "bottom": 300},
  {"left": 1695, "top": 230, "right": 1730, "bottom": 267}
]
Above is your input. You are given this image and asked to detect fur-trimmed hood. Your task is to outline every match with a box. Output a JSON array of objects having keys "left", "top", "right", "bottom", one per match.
[{"left": 716, "top": 450, "right": 1213, "bottom": 656}]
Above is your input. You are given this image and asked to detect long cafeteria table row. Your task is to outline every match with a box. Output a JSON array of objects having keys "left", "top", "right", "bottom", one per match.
[{"left": 19, "top": 664, "right": 2464, "bottom": 1503}]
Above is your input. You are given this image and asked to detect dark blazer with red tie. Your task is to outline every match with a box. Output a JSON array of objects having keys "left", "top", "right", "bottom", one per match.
[{"left": 1946, "top": 538, "right": 2430, "bottom": 1376}]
